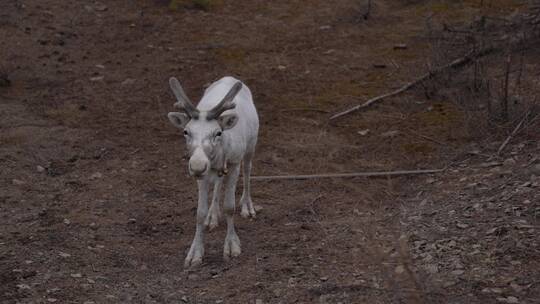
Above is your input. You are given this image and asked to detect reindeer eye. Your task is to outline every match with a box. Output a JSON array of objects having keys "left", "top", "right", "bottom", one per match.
[
  {"left": 183, "top": 130, "right": 189, "bottom": 136},
  {"left": 216, "top": 131, "right": 222, "bottom": 137}
]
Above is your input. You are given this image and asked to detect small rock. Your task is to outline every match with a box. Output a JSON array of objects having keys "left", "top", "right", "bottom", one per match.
[
  {"left": 506, "top": 296, "right": 519, "bottom": 303},
  {"left": 319, "top": 25, "right": 332, "bottom": 30},
  {"left": 58, "top": 252, "right": 71, "bottom": 258},
  {"left": 394, "top": 43, "right": 408, "bottom": 50},
  {"left": 255, "top": 300, "right": 263, "bottom": 304},
  {"left": 456, "top": 223, "right": 469, "bottom": 229},
  {"left": 451, "top": 270, "right": 464, "bottom": 276},
  {"left": 481, "top": 161, "right": 502, "bottom": 168},
  {"left": 181, "top": 296, "right": 189, "bottom": 302},
  {"left": 425, "top": 264, "right": 438, "bottom": 274},
  {"left": 510, "top": 282, "right": 522, "bottom": 292},
  {"left": 465, "top": 182, "right": 478, "bottom": 189},
  {"left": 503, "top": 158, "right": 516, "bottom": 166},
  {"left": 12, "top": 179, "right": 25, "bottom": 185},
  {"left": 89, "top": 222, "right": 98, "bottom": 230},
  {"left": 486, "top": 227, "right": 498, "bottom": 235},
  {"left": 320, "top": 276, "right": 328, "bottom": 281},
  {"left": 530, "top": 164, "right": 540, "bottom": 175},
  {"left": 128, "top": 218, "right": 137, "bottom": 224},
  {"left": 95, "top": 64, "right": 105, "bottom": 69},
  {"left": 520, "top": 181, "right": 531, "bottom": 187},
  {"left": 357, "top": 129, "right": 370, "bottom": 136},
  {"left": 121, "top": 78, "right": 136, "bottom": 86},
  {"left": 47, "top": 298, "right": 58, "bottom": 303},
  {"left": 17, "top": 284, "right": 31, "bottom": 289},
  {"left": 63, "top": 219, "right": 71, "bottom": 225},
  {"left": 90, "top": 76, "right": 104, "bottom": 82},
  {"left": 37, "top": 165, "right": 46, "bottom": 173},
  {"left": 254, "top": 205, "right": 263, "bottom": 212},
  {"left": 395, "top": 265, "right": 405, "bottom": 274},
  {"left": 277, "top": 65, "right": 286, "bottom": 70},
  {"left": 89, "top": 172, "right": 103, "bottom": 180},
  {"left": 94, "top": 3, "right": 108, "bottom": 11},
  {"left": 381, "top": 130, "right": 399, "bottom": 138},
  {"left": 70, "top": 273, "right": 82, "bottom": 278}
]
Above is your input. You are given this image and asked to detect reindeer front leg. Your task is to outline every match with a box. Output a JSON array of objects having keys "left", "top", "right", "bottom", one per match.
[
  {"left": 222, "top": 163, "right": 241, "bottom": 261},
  {"left": 185, "top": 179, "right": 209, "bottom": 267},
  {"left": 205, "top": 177, "right": 222, "bottom": 230}
]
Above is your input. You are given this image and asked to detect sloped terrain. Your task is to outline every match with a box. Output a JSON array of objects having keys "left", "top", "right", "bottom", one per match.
[{"left": 1, "top": 0, "right": 539, "bottom": 303}]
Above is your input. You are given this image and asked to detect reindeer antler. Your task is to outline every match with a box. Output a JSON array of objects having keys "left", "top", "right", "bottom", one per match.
[
  {"left": 169, "top": 77, "right": 199, "bottom": 119},
  {"left": 206, "top": 82, "right": 242, "bottom": 120}
]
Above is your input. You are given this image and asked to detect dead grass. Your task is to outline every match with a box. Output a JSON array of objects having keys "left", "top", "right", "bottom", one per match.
[
  {"left": 44, "top": 103, "right": 85, "bottom": 126},
  {"left": 169, "top": 0, "right": 224, "bottom": 11}
]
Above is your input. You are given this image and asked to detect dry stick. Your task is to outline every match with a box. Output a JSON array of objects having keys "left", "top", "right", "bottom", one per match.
[
  {"left": 363, "top": 0, "right": 372, "bottom": 20},
  {"left": 497, "top": 110, "right": 531, "bottom": 155},
  {"left": 250, "top": 168, "right": 444, "bottom": 181},
  {"left": 502, "top": 53, "right": 512, "bottom": 121},
  {"left": 329, "top": 47, "right": 496, "bottom": 120},
  {"left": 405, "top": 129, "right": 450, "bottom": 146},
  {"left": 279, "top": 108, "right": 330, "bottom": 114}
]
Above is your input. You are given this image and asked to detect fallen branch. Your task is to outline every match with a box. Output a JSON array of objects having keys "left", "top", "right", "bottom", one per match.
[
  {"left": 363, "top": 0, "right": 372, "bottom": 20},
  {"left": 405, "top": 129, "right": 451, "bottom": 147},
  {"left": 329, "top": 47, "right": 496, "bottom": 120},
  {"left": 250, "top": 168, "right": 445, "bottom": 181},
  {"left": 497, "top": 110, "right": 531, "bottom": 155},
  {"left": 280, "top": 107, "right": 330, "bottom": 114}
]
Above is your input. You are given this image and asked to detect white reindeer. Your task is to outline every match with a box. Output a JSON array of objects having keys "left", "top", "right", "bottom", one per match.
[{"left": 167, "top": 76, "right": 259, "bottom": 267}]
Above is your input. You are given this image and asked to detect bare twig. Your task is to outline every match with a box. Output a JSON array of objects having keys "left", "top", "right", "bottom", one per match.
[
  {"left": 497, "top": 110, "right": 531, "bottom": 155},
  {"left": 398, "top": 235, "right": 427, "bottom": 304},
  {"left": 251, "top": 168, "right": 445, "bottom": 181},
  {"left": 329, "top": 47, "right": 496, "bottom": 120},
  {"left": 405, "top": 129, "right": 451, "bottom": 147},
  {"left": 280, "top": 108, "right": 330, "bottom": 114},
  {"left": 501, "top": 54, "right": 512, "bottom": 121},
  {"left": 363, "top": 0, "right": 372, "bottom": 20},
  {"left": 308, "top": 195, "right": 323, "bottom": 217}
]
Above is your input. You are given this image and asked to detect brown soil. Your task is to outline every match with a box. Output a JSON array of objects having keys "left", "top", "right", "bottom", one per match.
[{"left": 1, "top": 1, "right": 539, "bottom": 303}]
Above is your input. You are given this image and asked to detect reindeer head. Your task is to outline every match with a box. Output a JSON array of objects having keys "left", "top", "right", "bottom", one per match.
[{"left": 167, "top": 77, "right": 241, "bottom": 178}]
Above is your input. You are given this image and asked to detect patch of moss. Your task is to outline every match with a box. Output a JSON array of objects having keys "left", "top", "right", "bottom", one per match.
[
  {"left": 0, "top": 132, "right": 25, "bottom": 146},
  {"left": 313, "top": 80, "right": 385, "bottom": 106},
  {"left": 45, "top": 104, "right": 83, "bottom": 126},
  {"left": 169, "top": 0, "right": 223, "bottom": 11},
  {"left": 213, "top": 47, "right": 246, "bottom": 65},
  {"left": 415, "top": 102, "right": 462, "bottom": 127},
  {"left": 401, "top": 142, "right": 434, "bottom": 155}
]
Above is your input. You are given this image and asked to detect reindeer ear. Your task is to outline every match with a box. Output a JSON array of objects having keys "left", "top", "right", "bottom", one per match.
[
  {"left": 217, "top": 113, "right": 238, "bottom": 130},
  {"left": 168, "top": 112, "right": 190, "bottom": 129}
]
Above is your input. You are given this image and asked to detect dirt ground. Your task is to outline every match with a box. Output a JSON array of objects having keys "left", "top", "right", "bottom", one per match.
[{"left": 1, "top": 0, "right": 539, "bottom": 303}]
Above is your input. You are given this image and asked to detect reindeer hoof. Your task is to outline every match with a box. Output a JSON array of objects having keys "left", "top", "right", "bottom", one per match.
[
  {"left": 184, "top": 242, "right": 204, "bottom": 268},
  {"left": 223, "top": 233, "right": 241, "bottom": 261}
]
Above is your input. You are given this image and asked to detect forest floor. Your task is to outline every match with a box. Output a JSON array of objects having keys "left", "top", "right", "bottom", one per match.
[{"left": 1, "top": 0, "right": 539, "bottom": 303}]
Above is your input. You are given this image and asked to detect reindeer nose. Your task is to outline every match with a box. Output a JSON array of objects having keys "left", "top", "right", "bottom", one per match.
[{"left": 189, "top": 162, "right": 208, "bottom": 177}]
